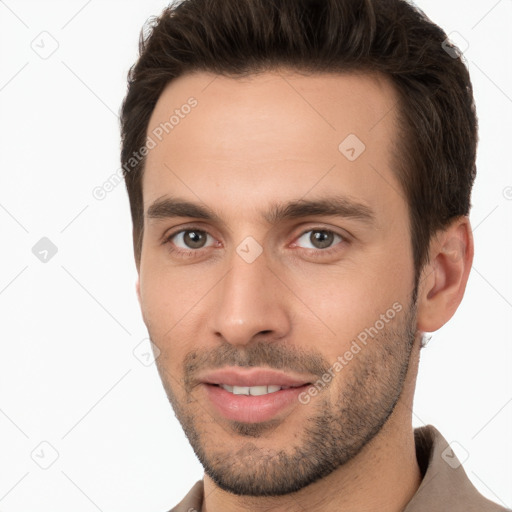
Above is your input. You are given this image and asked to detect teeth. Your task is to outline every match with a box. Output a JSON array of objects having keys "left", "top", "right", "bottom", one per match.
[
  {"left": 243, "top": 385, "right": 265, "bottom": 396},
  {"left": 220, "top": 384, "right": 286, "bottom": 395}
]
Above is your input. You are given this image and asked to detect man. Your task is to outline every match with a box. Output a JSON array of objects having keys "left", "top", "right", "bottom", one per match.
[{"left": 120, "top": 0, "right": 507, "bottom": 510}]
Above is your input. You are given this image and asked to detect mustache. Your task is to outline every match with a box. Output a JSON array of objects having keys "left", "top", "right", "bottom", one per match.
[{"left": 183, "top": 340, "right": 332, "bottom": 390}]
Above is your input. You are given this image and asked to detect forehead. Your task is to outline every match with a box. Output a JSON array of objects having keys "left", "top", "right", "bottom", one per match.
[{"left": 142, "top": 69, "right": 403, "bottom": 222}]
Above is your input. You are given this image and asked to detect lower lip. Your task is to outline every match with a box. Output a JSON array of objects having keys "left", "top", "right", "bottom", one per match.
[{"left": 203, "top": 384, "right": 310, "bottom": 423}]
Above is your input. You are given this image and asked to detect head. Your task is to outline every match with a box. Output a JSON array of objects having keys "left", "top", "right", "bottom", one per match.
[{"left": 120, "top": 0, "right": 476, "bottom": 498}]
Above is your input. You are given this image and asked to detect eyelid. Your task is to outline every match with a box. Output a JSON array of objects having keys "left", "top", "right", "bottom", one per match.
[
  {"left": 291, "top": 225, "right": 350, "bottom": 246},
  {"left": 163, "top": 227, "right": 218, "bottom": 247},
  {"left": 161, "top": 222, "right": 220, "bottom": 244},
  {"left": 286, "top": 228, "right": 349, "bottom": 262}
]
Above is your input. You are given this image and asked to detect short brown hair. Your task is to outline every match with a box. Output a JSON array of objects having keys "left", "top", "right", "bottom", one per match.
[{"left": 120, "top": 0, "right": 478, "bottom": 287}]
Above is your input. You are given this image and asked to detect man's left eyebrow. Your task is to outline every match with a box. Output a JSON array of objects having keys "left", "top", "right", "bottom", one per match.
[{"left": 264, "top": 197, "right": 376, "bottom": 226}]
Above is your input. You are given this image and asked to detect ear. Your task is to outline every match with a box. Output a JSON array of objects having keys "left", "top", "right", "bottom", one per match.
[{"left": 416, "top": 216, "right": 474, "bottom": 333}]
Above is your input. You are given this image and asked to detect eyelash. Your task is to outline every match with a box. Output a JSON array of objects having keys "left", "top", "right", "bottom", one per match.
[{"left": 162, "top": 227, "right": 348, "bottom": 259}]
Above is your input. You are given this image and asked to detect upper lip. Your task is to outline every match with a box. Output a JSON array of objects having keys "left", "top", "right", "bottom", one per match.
[{"left": 198, "top": 367, "right": 314, "bottom": 387}]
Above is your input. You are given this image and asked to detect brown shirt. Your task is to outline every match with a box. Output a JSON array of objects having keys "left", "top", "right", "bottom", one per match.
[{"left": 169, "top": 425, "right": 509, "bottom": 511}]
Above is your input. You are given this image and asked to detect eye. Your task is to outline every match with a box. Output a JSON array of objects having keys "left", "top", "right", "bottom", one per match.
[
  {"left": 294, "top": 229, "right": 344, "bottom": 250},
  {"left": 168, "top": 229, "right": 215, "bottom": 250}
]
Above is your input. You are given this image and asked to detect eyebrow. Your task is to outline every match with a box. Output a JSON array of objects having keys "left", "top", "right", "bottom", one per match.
[{"left": 146, "top": 195, "right": 376, "bottom": 226}]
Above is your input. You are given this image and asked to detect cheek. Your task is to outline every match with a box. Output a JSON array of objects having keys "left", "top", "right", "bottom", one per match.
[
  {"left": 138, "top": 262, "right": 215, "bottom": 363},
  {"left": 139, "top": 258, "right": 204, "bottom": 323},
  {"left": 285, "top": 259, "right": 408, "bottom": 352}
]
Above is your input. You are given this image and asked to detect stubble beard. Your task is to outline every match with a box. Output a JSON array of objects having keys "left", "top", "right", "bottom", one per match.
[{"left": 155, "top": 298, "right": 417, "bottom": 497}]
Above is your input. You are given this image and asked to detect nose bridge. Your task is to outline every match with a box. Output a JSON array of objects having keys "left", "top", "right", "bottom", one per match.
[{"left": 209, "top": 248, "right": 290, "bottom": 344}]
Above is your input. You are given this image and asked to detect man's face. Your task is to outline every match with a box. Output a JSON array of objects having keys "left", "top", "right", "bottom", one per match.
[{"left": 137, "top": 70, "right": 419, "bottom": 496}]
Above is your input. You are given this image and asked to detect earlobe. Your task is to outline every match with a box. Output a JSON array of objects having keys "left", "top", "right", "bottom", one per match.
[{"left": 416, "top": 217, "right": 474, "bottom": 333}]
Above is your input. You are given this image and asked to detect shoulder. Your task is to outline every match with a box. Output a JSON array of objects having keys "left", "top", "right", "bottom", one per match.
[{"left": 405, "top": 425, "right": 509, "bottom": 512}]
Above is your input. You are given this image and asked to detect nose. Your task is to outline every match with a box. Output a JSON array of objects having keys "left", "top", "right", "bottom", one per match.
[{"left": 209, "top": 249, "right": 292, "bottom": 346}]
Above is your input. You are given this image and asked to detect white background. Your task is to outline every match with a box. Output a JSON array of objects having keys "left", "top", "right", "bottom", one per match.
[{"left": 0, "top": 0, "right": 511, "bottom": 510}]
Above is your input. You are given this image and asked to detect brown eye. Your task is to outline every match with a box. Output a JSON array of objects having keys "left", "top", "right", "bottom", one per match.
[
  {"left": 310, "top": 231, "right": 334, "bottom": 249},
  {"left": 295, "top": 230, "right": 343, "bottom": 250},
  {"left": 183, "top": 231, "right": 207, "bottom": 248},
  {"left": 170, "top": 230, "right": 213, "bottom": 250}
]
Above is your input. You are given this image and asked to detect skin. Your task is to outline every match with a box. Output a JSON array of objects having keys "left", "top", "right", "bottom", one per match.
[{"left": 135, "top": 69, "right": 474, "bottom": 512}]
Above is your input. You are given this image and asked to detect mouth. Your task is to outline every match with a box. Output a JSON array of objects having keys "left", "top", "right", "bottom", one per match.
[
  {"left": 198, "top": 368, "right": 315, "bottom": 424},
  {"left": 202, "top": 382, "right": 312, "bottom": 424}
]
